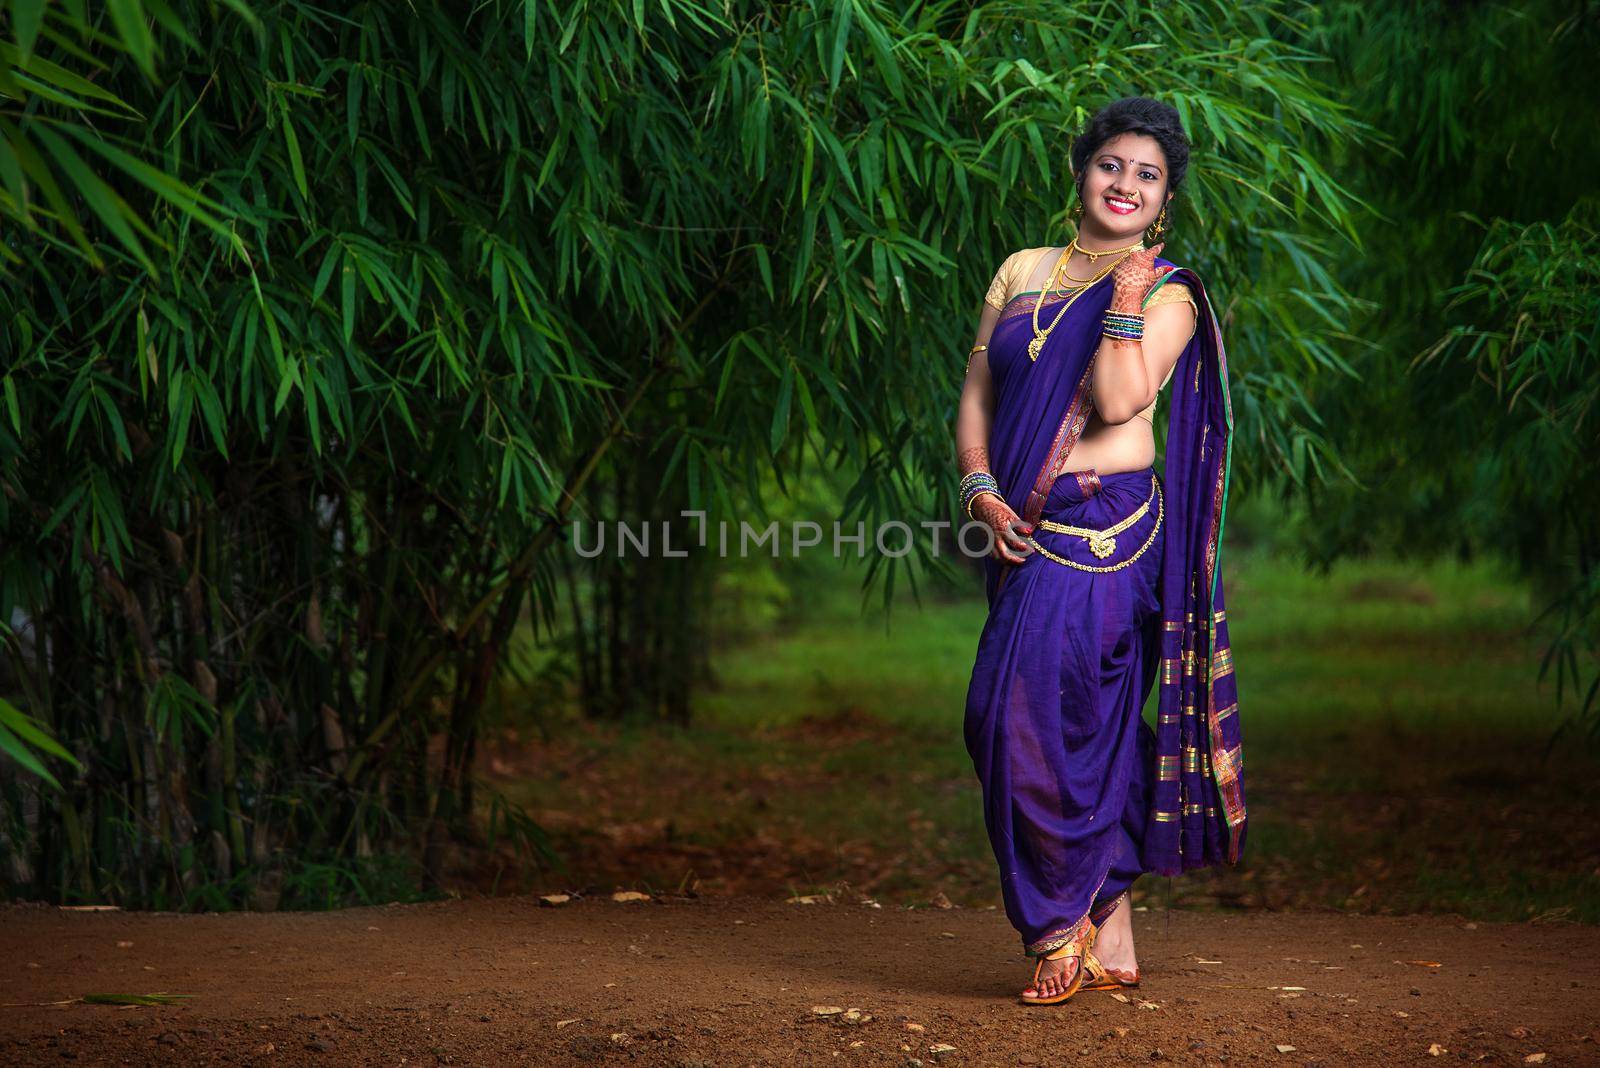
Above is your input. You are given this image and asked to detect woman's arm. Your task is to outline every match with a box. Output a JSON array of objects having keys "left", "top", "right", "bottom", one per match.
[
  {"left": 957, "top": 301, "right": 1034, "bottom": 564},
  {"left": 1089, "top": 243, "right": 1195, "bottom": 425}
]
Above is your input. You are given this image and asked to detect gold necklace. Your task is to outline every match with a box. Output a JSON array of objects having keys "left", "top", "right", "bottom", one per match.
[
  {"left": 1025, "top": 249, "right": 1129, "bottom": 362},
  {"left": 1070, "top": 234, "right": 1145, "bottom": 264},
  {"left": 1059, "top": 238, "right": 1144, "bottom": 283},
  {"left": 1059, "top": 258, "right": 1110, "bottom": 284}
]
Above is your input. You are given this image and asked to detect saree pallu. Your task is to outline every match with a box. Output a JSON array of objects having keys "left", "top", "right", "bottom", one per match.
[{"left": 962, "top": 261, "right": 1246, "bottom": 959}]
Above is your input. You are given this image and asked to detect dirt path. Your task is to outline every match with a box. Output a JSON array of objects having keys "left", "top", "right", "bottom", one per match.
[{"left": 1, "top": 897, "right": 1595, "bottom": 1066}]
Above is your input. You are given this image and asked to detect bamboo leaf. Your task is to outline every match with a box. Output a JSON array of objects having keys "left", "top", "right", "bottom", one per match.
[
  {"left": 0, "top": 722, "right": 63, "bottom": 790},
  {"left": 281, "top": 104, "right": 308, "bottom": 201},
  {"left": 12, "top": 0, "right": 49, "bottom": 62},
  {"left": 106, "top": 0, "right": 158, "bottom": 79},
  {"left": 0, "top": 697, "right": 79, "bottom": 766}
]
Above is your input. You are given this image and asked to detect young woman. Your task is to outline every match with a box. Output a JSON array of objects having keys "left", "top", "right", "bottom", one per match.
[{"left": 956, "top": 97, "right": 1247, "bottom": 1006}]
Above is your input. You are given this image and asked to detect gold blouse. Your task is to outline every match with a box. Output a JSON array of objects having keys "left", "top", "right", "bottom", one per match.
[{"left": 983, "top": 249, "right": 1198, "bottom": 422}]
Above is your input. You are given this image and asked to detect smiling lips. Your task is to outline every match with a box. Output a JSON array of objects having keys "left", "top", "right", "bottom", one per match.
[{"left": 1104, "top": 194, "right": 1139, "bottom": 215}]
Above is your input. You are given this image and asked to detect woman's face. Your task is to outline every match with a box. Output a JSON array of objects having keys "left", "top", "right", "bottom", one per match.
[{"left": 1077, "top": 132, "right": 1171, "bottom": 243}]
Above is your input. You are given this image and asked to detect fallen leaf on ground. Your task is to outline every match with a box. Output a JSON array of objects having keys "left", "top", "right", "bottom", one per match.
[
  {"left": 811, "top": 1006, "right": 843, "bottom": 1016},
  {"left": 904, "top": 1022, "right": 925, "bottom": 1032},
  {"left": 610, "top": 891, "right": 649, "bottom": 903},
  {"left": 930, "top": 1043, "right": 957, "bottom": 1054},
  {"left": 81, "top": 993, "right": 191, "bottom": 1006},
  {"left": 1403, "top": 960, "right": 1442, "bottom": 968},
  {"left": 538, "top": 894, "right": 570, "bottom": 907},
  {"left": 1110, "top": 992, "right": 1130, "bottom": 1003},
  {"left": 1429, "top": 1044, "right": 1448, "bottom": 1056},
  {"left": 1524, "top": 1056, "right": 1547, "bottom": 1065},
  {"left": 554, "top": 1019, "right": 579, "bottom": 1029},
  {"left": 1275, "top": 1045, "right": 1296, "bottom": 1054}
]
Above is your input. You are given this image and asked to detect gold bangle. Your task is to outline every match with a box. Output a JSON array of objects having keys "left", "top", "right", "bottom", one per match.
[{"left": 964, "top": 489, "right": 1000, "bottom": 521}]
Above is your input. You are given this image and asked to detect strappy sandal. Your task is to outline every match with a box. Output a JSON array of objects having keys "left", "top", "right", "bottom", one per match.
[
  {"left": 1079, "top": 949, "right": 1141, "bottom": 992},
  {"left": 1019, "top": 919, "right": 1097, "bottom": 1006}
]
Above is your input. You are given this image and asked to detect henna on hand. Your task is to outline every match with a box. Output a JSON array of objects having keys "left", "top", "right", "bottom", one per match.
[
  {"left": 958, "top": 446, "right": 990, "bottom": 477},
  {"left": 1109, "top": 240, "right": 1173, "bottom": 313},
  {"left": 972, "top": 492, "right": 1034, "bottom": 565}
]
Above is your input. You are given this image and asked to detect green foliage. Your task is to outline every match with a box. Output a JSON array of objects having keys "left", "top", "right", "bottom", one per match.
[
  {"left": 1291, "top": 0, "right": 1600, "bottom": 734},
  {"left": 0, "top": 695, "right": 78, "bottom": 789},
  {"left": 1421, "top": 199, "right": 1600, "bottom": 734},
  {"left": 0, "top": 0, "right": 1367, "bottom": 906}
]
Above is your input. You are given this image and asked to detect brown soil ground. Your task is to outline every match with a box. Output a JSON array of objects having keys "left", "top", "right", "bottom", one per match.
[{"left": 2, "top": 897, "right": 1596, "bottom": 1067}]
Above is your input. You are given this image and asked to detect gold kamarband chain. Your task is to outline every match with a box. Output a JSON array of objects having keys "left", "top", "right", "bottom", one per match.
[
  {"left": 1036, "top": 474, "right": 1156, "bottom": 558},
  {"left": 1027, "top": 476, "right": 1163, "bottom": 572}
]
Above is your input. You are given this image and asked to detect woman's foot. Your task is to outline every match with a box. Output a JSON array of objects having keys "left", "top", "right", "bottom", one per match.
[
  {"left": 1020, "top": 952, "right": 1082, "bottom": 1001},
  {"left": 1090, "top": 894, "right": 1140, "bottom": 983},
  {"left": 1019, "top": 915, "right": 1095, "bottom": 1003}
]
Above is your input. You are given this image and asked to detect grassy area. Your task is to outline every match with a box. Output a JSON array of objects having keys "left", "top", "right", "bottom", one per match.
[{"left": 486, "top": 550, "right": 1600, "bottom": 924}]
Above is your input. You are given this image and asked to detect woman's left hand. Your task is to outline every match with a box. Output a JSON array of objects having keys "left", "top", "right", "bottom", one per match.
[{"left": 1110, "top": 241, "right": 1173, "bottom": 309}]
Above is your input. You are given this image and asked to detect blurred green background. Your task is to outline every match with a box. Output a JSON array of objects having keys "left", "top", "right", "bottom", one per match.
[
  {"left": 1, "top": 0, "right": 1595, "bottom": 919},
  {"left": 492, "top": 488, "right": 1598, "bottom": 924}
]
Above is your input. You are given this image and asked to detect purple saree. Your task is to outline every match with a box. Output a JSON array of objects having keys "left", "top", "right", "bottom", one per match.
[{"left": 962, "top": 259, "right": 1246, "bottom": 959}]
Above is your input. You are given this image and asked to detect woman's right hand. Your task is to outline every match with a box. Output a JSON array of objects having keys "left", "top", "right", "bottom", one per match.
[{"left": 971, "top": 493, "right": 1035, "bottom": 565}]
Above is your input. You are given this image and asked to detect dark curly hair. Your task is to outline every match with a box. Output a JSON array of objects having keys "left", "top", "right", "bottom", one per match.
[{"left": 1069, "top": 96, "right": 1191, "bottom": 199}]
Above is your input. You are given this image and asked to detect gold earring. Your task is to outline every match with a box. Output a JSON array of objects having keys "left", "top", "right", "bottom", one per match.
[{"left": 1146, "top": 203, "right": 1168, "bottom": 242}]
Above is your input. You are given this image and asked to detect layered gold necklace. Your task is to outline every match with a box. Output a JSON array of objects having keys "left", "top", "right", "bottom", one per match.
[{"left": 1026, "top": 238, "right": 1144, "bottom": 362}]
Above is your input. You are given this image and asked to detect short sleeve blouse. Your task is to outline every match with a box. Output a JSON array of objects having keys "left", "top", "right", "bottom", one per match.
[{"left": 982, "top": 247, "right": 1054, "bottom": 311}]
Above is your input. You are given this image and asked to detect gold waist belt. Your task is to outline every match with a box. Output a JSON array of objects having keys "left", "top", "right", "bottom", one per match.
[{"left": 1027, "top": 474, "right": 1163, "bottom": 573}]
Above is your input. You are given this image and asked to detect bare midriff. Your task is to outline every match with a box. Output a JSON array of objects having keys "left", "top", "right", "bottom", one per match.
[
  {"left": 1005, "top": 245, "right": 1170, "bottom": 478},
  {"left": 1056, "top": 413, "right": 1155, "bottom": 477}
]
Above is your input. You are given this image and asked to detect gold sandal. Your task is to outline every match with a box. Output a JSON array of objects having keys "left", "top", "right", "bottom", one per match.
[
  {"left": 1019, "top": 918, "right": 1097, "bottom": 1006},
  {"left": 1079, "top": 949, "right": 1141, "bottom": 991}
]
